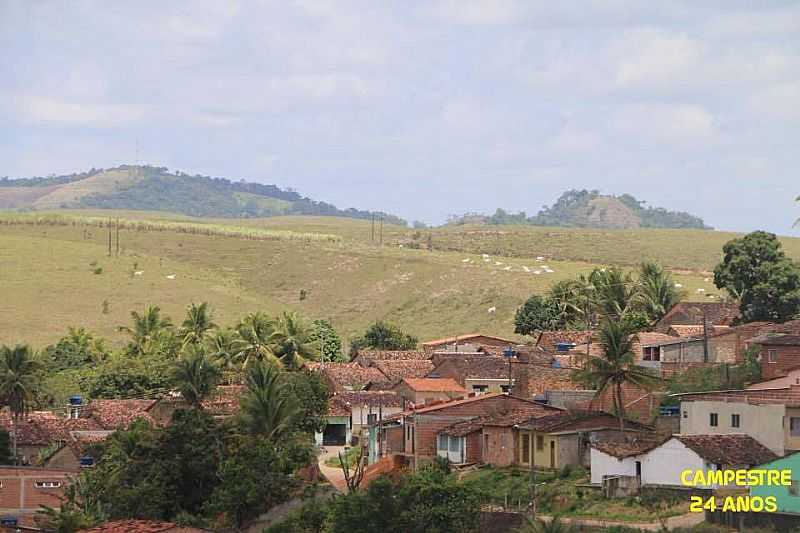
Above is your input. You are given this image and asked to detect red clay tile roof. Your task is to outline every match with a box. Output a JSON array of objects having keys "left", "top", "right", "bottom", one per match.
[
  {"left": 85, "top": 400, "right": 157, "bottom": 429},
  {"left": 78, "top": 520, "right": 208, "bottom": 532},
  {"left": 592, "top": 434, "right": 669, "bottom": 458},
  {"left": 313, "top": 362, "right": 389, "bottom": 391},
  {"left": 439, "top": 407, "right": 557, "bottom": 437},
  {"left": 429, "top": 354, "right": 511, "bottom": 380},
  {"left": 655, "top": 302, "right": 741, "bottom": 331},
  {"left": 200, "top": 385, "right": 244, "bottom": 415},
  {"left": 395, "top": 378, "right": 466, "bottom": 393},
  {"left": 408, "top": 392, "right": 561, "bottom": 416},
  {"left": 521, "top": 364, "right": 582, "bottom": 396},
  {"left": 354, "top": 350, "right": 430, "bottom": 363},
  {"left": 371, "top": 360, "right": 435, "bottom": 383},
  {"left": 634, "top": 332, "right": 680, "bottom": 346},
  {"left": 667, "top": 325, "right": 730, "bottom": 337},
  {"left": 334, "top": 390, "right": 404, "bottom": 408},
  {"left": 519, "top": 411, "right": 652, "bottom": 433},
  {"left": 674, "top": 434, "right": 777, "bottom": 465},
  {"left": 421, "top": 334, "right": 517, "bottom": 347},
  {"left": 327, "top": 395, "right": 351, "bottom": 417},
  {"left": 0, "top": 411, "right": 60, "bottom": 446},
  {"left": 750, "top": 333, "right": 800, "bottom": 346}
]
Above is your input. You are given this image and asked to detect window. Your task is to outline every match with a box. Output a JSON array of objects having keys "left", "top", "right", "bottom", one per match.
[
  {"left": 449, "top": 437, "right": 462, "bottom": 453},
  {"left": 643, "top": 346, "right": 661, "bottom": 362},
  {"left": 472, "top": 385, "right": 488, "bottom": 394},
  {"left": 683, "top": 410, "right": 688, "bottom": 419},
  {"left": 438, "top": 434, "right": 448, "bottom": 450},
  {"left": 500, "top": 385, "right": 511, "bottom": 393},
  {"left": 768, "top": 350, "right": 778, "bottom": 363},
  {"left": 790, "top": 417, "right": 800, "bottom": 436},
  {"left": 522, "top": 434, "right": 530, "bottom": 463},
  {"left": 710, "top": 413, "right": 718, "bottom": 427},
  {"left": 367, "top": 413, "right": 377, "bottom": 425},
  {"left": 791, "top": 480, "right": 800, "bottom": 496},
  {"left": 536, "top": 435, "right": 544, "bottom": 451},
  {"left": 731, "top": 414, "right": 740, "bottom": 428},
  {"left": 35, "top": 481, "right": 61, "bottom": 489}
]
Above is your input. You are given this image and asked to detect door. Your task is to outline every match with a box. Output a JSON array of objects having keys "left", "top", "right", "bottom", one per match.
[
  {"left": 635, "top": 461, "right": 642, "bottom": 480},
  {"left": 549, "top": 440, "right": 555, "bottom": 468}
]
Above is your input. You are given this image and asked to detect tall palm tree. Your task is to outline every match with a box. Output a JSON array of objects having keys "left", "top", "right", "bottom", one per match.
[
  {"left": 273, "top": 312, "right": 319, "bottom": 369},
  {"left": 636, "top": 260, "right": 683, "bottom": 322},
  {"left": 575, "top": 321, "right": 659, "bottom": 432},
  {"left": 172, "top": 346, "right": 221, "bottom": 409},
  {"left": 0, "top": 344, "right": 41, "bottom": 462},
  {"left": 589, "top": 268, "right": 639, "bottom": 321},
  {"left": 238, "top": 361, "right": 299, "bottom": 440},
  {"left": 234, "top": 312, "right": 281, "bottom": 368},
  {"left": 178, "top": 302, "right": 217, "bottom": 348},
  {"left": 118, "top": 305, "right": 173, "bottom": 356},
  {"left": 206, "top": 328, "right": 241, "bottom": 384}
]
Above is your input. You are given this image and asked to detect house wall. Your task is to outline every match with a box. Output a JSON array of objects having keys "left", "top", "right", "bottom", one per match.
[
  {"left": 0, "top": 467, "right": 76, "bottom": 524},
  {"left": 393, "top": 383, "right": 460, "bottom": 405},
  {"left": 556, "top": 433, "right": 581, "bottom": 469},
  {"left": 760, "top": 344, "right": 800, "bottom": 380},
  {"left": 749, "top": 369, "right": 800, "bottom": 389},
  {"left": 785, "top": 407, "right": 800, "bottom": 452},
  {"left": 641, "top": 439, "right": 707, "bottom": 487},
  {"left": 482, "top": 427, "right": 515, "bottom": 467},
  {"left": 383, "top": 426, "right": 404, "bottom": 454},
  {"left": 466, "top": 431, "right": 483, "bottom": 464},
  {"left": 409, "top": 396, "right": 547, "bottom": 459},
  {"left": 465, "top": 378, "right": 512, "bottom": 394},
  {"left": 44, "top": 446, "right": 80, "bottom": 470},
  {"left": 590, "top": 448, "right": 639, "bottom": 484},
  {"left": 350, "top": 405, "right": 403, "bottom": 437},
  {"left": 680, "top": 400, "right": 785, "bottom": 455}
]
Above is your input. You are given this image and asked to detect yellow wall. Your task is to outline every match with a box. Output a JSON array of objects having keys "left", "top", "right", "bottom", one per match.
[{"left": 518, "top": 430, "right": 559, "bottom": 469}]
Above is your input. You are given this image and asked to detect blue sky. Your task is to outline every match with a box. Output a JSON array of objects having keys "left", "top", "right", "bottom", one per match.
[{"left": 1, "top": 1, "right": 799, "bottom": 233}]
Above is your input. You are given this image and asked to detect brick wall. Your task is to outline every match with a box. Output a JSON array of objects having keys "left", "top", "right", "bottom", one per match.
[
  {"left": 0, "top": 467, "right": 76, "bottom": 522},
  {"left": 482, "top": 427, "right": 515, "bottom": 467},
  {"left": 761, "top": 344, "right": 800, "bottom": 380},
  {"left": 584, "top": 382, "right": 665, "bottom": 423}
]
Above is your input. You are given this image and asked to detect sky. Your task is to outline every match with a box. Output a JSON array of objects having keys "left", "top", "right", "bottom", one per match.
[{"left": 1, "top": 1, "right": 799, "bottom": 233}]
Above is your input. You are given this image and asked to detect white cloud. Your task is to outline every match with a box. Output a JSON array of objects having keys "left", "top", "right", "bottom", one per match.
[
  {"left": 614, "top": 29, "right": 702, "bottom": 87},
  {"left": 610, "top": 103, "right": 715, "bottom": 144},
  {"left": 14, "top": 95, "right": 147, "bottom": 127},
  {"left": 426, "top": 0, "right": 521, "bottom": 25},
  {"left": 750, "top": 81, "right": 800, "bottom": 121}
]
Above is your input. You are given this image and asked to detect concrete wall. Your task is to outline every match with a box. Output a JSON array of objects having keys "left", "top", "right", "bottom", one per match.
[
  {"left": 465, "top": 378, "right": 512, "bottom": 394},
  {"left": 680, "top": 400, "right": 785, "bottom": 455},
  {"left": 641, "top": 439, "right": 706, "bottom": 487},
  {"left": 590, "top": 448, "right": 639, "bottom": 484}
]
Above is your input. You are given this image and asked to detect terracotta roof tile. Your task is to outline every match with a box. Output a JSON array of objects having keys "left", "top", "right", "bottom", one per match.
[
  {"left": 429, "top": 354, "right": 511, "bottom": 380},
  {"left": 750, "top": 333, "right": 800, "bottom": 346},
  {"left": 354, "top": 350, "right": 430, "bottom": 364},
  {"left": 675, "top": 434, "right": 777, "bottom": 465},
  {"left": 78, "top": 519, "right": 208, "bottom": 532},
  {"left": 313, "top": 362, "right": 389, "bottom": 391},
  {"left": 667, "top": 325, "right": 730, "bottom": 337},
  {"left": 327, "top": 395, "right": 351, "bottom": 417},
  {"left": 371, "top": 360, "right": 435, "bottom": 383},
  {"left": 592, "top": 434, "right": 668, "bottom": 458},
  {"left": 421, "top": 334, "right": 517, "bottom": 348},
  {"left": 395, "top": 378, "right": 466, "bottom": 393},
  {"left": 655, "top": 302, "right": 741, "bottom": 332},
  {"left": 85, "top": 400, "right": 157, "bottom": 430},
  {"left": 200, "top": 385, "right": 244, "bottom": 415},
  {"left": 519, "top": 411, "right": 651, "bottom": 432},
  {"left": 334, "top": 390, "right": 404, "bottom": 408}
]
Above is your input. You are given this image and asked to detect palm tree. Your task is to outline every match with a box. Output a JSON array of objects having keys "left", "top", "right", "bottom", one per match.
[
  {"left": 575, "top": 321, "right": 659, "bottom": 432},
  {"left": 234, "top": 312, "right": 281, "bottom": 368},
  {"left": 118, "top": 305, "right": 173, "bottom": 356},
  {"left": 36, "top": 502, "right": 94, "bottom": 533},
  {"left": 636, "top": 260, "right": 683, "bottom": 322},
  {"left": 272, "top": 312, "right": 319, "bottom": 369},
  {"left": 238, "top": 361, "right": 299, "bottom": 440},
  {"left": 0, "top": 344, "right": 41, "bottom": 462},
  {"left": 172, "top": 346, "right": 221, "bottom": 409},
  {"left": 589, "top": 268, "right": 639, "bottom": 321},
  {"left": 206, "top": 328, "right": 241, "bottom": 384},
  {"left": 178, "top": 302, "right": 217, "bottom": 348}
]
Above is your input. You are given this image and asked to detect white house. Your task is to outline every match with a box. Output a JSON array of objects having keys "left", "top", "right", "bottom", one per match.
[{"left": 591, "top": 434, "right": 777, "bottom": 488}]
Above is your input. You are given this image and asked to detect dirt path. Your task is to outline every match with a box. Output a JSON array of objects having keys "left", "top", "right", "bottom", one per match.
[
  {"left": 318, "top": 446, "right": 348, "bottom": 492},
  {"left": 538, "top": 511, "right": 705, "bottom": 531}
]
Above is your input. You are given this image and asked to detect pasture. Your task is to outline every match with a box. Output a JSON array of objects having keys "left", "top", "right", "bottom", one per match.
[{"left": 0, "top": 210, "right": 781, "bottom": 349}]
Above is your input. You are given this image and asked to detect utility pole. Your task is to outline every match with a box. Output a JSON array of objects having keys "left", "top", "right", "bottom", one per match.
[
  {"left": 379, "top": 216, "right": 384, "bottom": 246},
  {"left": 371, "top": 214, "right": 375, "bottom": 243},
  {"left": 107, "top": 219, "right": 112, "bottom": 256},
  {"left": 702, "top": 309, "right": 709, "bottom": 363}
]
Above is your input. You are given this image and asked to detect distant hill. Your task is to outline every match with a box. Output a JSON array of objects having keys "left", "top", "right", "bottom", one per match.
[
  {"left": 449, "top": 190, "right": 711, "bottom": 230},
  {"left": 0, "top": 166, "right": 406, "bottom": 224}
]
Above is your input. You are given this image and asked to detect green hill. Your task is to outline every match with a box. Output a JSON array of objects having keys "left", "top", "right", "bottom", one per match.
[
  {"left": 0, "top": 166, "right": 405, "bottom": 224},
  {"left": 452, "top": 189, "right": 710, "bottom": 230},
  {"left": 2, "top": 210, "right": 789, "bottom": 349}
]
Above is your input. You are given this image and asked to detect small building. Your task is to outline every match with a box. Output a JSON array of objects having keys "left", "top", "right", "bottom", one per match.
[
  {"left": 421, "top": 334, "right": 519, "bottom": 353},
  {"left": 391, "top": 378, "right": 466, "bottom": 405},
  {"left": 436, "top": 410, "right": 538, "bottom": 466},
  {"left": 751, "top": 451, "right": 800, "bottom": 516},
  {"left": 307, "top": 362, "right": 390, "bottom": 392},
  {"left": 653, "top": 302, "right": 740, "bottom": 334},
  {"left": 752, "top": 334, "right": 800, "bottom": 381},
  {"left": 316, "top": 395, "right": 353, "bottom": 447},
  {"left": 517, "top": 412, "right": 652, "bottom": 470},
  {"left": 590, "top": 434, "right": 776, "bottom": 488},
  {"left": 0, "top": 466, "right": 78, "bottom": 528},
  {"left": 427, "top": 354, "right": 514, "bottom": 395},
  {"left": 674, "top": 386, "right": 800, "bottom": 456},
  {"left": 335, "top": 391, "right": 404, "bottom": 442},
  {"left": 369, "top": 359, "right": 435, "bottom": 386}
]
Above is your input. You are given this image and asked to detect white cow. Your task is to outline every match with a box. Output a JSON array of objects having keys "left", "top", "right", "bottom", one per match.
[{"left": 487, "top": 306, "right": 496, "bottom": 314}]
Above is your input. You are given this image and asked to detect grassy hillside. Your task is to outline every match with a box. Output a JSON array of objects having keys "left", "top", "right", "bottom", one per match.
[
  {"left": 0, "top": 211, "right": 758, "bottom": 349},
  {"left": 0, "top": 166, "right": 405, "bottom": 223}
]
